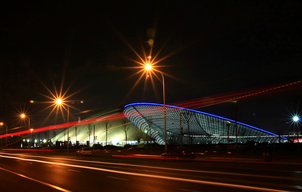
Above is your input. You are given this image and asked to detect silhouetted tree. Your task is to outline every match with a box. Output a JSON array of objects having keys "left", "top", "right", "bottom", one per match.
[
  {"left": 120, "top": 118, "right": 131, "bottom": 144},
  {"left": 101, "top": 122, "right": 111, "bottom": 146}
]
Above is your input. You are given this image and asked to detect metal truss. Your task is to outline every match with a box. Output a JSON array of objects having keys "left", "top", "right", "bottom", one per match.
[{"left": 123, "top": 102, "right": 287, "bottom": 145}]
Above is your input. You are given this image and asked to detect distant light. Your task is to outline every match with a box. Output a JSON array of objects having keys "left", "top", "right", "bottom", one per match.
[
  {"left": 80, "top": 101, "right": 84, "bottom": 103},
  {"left": 43, "top": 139, "right": 47, "bottom": 143},
  {"left": 30, "top": 100, "right": 35, "bottom": 103},
  {"left": 30, "top": 128, "right": 33, "bottom": 132},
  {"left": 0, "top": 122, "right": 3, "bottom": 126},
  {"left": 145, "top": 64, "right": 152, "bottom": 70},
  {"left": 56, "top": 99, "right": 62, "bottom": 105},
  {"left": 293, "top": 116, "right": 300, "bottom": 122},
  {"left": 21, "top": 113, "right": 26, "bottom": 118}
]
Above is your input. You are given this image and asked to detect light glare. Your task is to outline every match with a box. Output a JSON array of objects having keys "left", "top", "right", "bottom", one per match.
[
  {"left": 145, "top": 64, "right": 152, "bottom": 70},
  {"left": 293, "top": 116, "right": 299, "bottom": 122},
  {"left": 56, "top": 99, "right": 62, "bottom": 105}
]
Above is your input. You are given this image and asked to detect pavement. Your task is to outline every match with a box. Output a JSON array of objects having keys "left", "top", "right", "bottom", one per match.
[{"left": 1, "top": 148, "right": 302, "bottom": 165}]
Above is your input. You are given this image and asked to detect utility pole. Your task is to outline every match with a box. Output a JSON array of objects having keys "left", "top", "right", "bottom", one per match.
[
  {"left": 227, "top": 121, "right": 230, "bottom": 144},
  {"left": 94, "top": 124, "right": 95, "bottom": 144},
  {"left": 106, "top": 124, "right": 108, "bottom": 146},
  {"left": 180, "top": 109, "right": 183, "bottom": 147},
  {"left": 232, "top": 101, "right": 239, "bottom": 155},
  {"left": 67, "top": 106, "right": 69, "bottom": 153},
  {"left": 75, "top": 126, "right": 77, "bottom": 144}
]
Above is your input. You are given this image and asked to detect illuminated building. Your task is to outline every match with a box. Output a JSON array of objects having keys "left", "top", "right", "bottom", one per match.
[
  {"left": 52, "top": 102, "right": 287, "bottom": 146},
  {"left": 123, "top": 102, "right": 287, "bottom": 144},
  {"left": 52, "top": 108, "right": 149, "bottom": 146}
]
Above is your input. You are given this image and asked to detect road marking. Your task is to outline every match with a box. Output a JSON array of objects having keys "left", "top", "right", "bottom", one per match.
[
  {"left": 107, "top": 176, "right": 128, "bottom": 181},
  {"left": 1, "top": 152, "right": 297, "bottom": 181},
  {"left": 68, "top": 169, "right": 80, "bottom": 172},
  {"left": 0, "top": 154, "right": 291, "bottom": 192},
  {"left": 0, "top": 166, "right": 71, "bottom": 192}
]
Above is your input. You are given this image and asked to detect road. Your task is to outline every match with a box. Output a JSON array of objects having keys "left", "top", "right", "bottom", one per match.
[{"left": 0, "top": 151, "right": 301, "bottom": 192}]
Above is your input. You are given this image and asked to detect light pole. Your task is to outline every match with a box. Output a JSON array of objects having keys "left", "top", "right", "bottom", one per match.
[
  {"left": 179, "top": 109, "right": 183, "bottom": 147},
  {"left": 226, "top": 121, "right": 230, "bottom": 144},
  {"left": 0, "top": 122, "right": 8, "bottom": 147},
  {"left": 55, "top": 99, "right": 70, "bottom": 153},
  {"left": 21, "top": 113, "right": 30, "bottom": 131},
  {"left": 293, "top": 115, "right": 300, "bottom": 146},
  {"left": 145, "top": 64, "right": 167, "bottom": 152},
  {"left": 30, "top": 128, "right": 33, "bottom": 148},
  {"left": 21, "top": 113, "right": 30, "bottom": 148}
]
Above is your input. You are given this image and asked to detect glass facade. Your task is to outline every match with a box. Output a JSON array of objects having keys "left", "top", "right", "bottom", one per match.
[{"left": 123, "top": 102, "right": 287, "bottom": 144}]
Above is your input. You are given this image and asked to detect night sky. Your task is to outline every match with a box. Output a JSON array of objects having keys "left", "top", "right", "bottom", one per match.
[{"left": 1, "top": 1, "right": 302, "bottom": 134}]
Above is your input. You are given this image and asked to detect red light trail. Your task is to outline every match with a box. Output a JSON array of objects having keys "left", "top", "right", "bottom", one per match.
[
  {"left": 1, "top": 80, "right": 300, "bottom": 139},
  {"left": 0, "top": 113, "right": 126, "bottom": 139},
  {"left": 172, "top": 80, "right": 302, "bottom": 109}
]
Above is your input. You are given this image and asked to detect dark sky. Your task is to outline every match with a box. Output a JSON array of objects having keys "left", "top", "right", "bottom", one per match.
[{"left": 1, "top": 1, "right": 302, "bottom": 133}]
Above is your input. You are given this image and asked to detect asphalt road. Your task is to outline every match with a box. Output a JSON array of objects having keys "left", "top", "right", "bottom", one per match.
[{"left": 0, "top": 151, "right": 301, "bottom": 192}]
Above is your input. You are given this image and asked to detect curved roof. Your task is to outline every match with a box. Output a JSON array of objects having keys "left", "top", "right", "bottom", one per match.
[{"left": 123, "top": 102, "right": 286, "bottom": 145}]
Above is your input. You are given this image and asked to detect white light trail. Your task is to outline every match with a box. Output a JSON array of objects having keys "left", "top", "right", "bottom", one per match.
[{"left": 0, "top": 154, "right": 291, "bottom": 192}]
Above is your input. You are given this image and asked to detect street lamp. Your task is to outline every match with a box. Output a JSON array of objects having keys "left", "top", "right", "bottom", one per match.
[
  {"left": 20, "top": 113, "right": 30, "bottom": 130},
  {"left": 55, "top": 99, "right": 70, "bottom": 153},
  {"left": 30, "top": 128, "right": 34, "bottom": 148},
  {"left": 293, "top": 115, "right": 300, "bottom": 144},
  {"left": 21, "top": 113, "right": 31, "bottom": 148},
  {"left": 145, "top": 64, "right": 167, "bottom": 152},
  {"left": 0, "top": 122, "right": 8, "bottom": 147}
]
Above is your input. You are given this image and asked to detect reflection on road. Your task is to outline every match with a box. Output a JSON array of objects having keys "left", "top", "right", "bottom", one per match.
[{"left": 0, "top": 153, "right": 297, "bottom": 192}]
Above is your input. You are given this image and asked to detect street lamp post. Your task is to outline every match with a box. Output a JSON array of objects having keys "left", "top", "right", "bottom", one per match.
[
  {"left": 21, "top": 113, "right": 31, "bottom": 148},
  {"left": 67, "top": 105, "right": 70, "bottom": 153},
  {"left": 55, "top": 99, "right": 70, "bottom": 153},
  {"left": 293, "top": 115, "right": 300, "bottom": 147},
  {"left": 0, "top": 122, "right": 8, "bottom": 147},
  {"left": 30, "top": 128, "right": 33, "bottom": 148},
  {"left": 145, "top": 64, "right": 167, "bottom": 152},
  {"left": 179, "top": 109, "right": 182, "bottom": 147},
  {"left": 226, "top": 121, "right": 230, "bottom": 144}
]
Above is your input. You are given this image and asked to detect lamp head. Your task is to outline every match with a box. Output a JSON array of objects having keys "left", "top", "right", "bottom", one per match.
[
  {"left": 293, "top": 116, "right": 300, "bottom": 122},
  {"left": 56, "top": 99, "right": 62, "bottom": 105},
  {"left": 145, "top": 63, "right": 152, "bottom": 70}
]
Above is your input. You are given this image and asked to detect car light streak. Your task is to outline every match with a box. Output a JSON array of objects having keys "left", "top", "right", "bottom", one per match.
[
  {"left": 0, "top": 154, "right": 292, "bottom": 192},
  {"left": 0, "top": 166, "right": 71, "bottom": 192},
  {"left": 0, "top": 112, "right": 125, "bottom": 138},
  {"left": 1, "top": 152, "right": 300, "bottom": 180},
  {"left": 172, "top": 80, "right": 302, "bottom": 109}
]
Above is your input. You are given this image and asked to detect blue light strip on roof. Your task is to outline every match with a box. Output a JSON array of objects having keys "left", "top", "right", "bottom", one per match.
[{"left": 124, "top": 102, "right": 287, "bottom": 140}]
